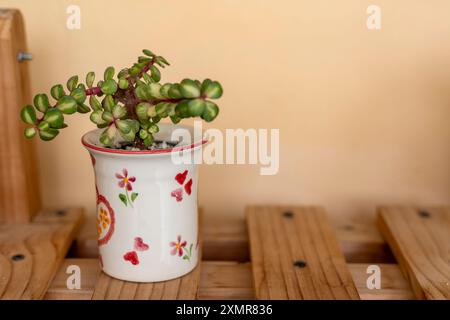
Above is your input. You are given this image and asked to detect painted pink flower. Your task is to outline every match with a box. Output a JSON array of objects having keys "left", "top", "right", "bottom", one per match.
[
  {"left": 116, "top": 169, "right": 136, "bottom": 191},
  {"left": 171, "top": 188, "right": 183, "bottom": 202},
  {"left": 170, "top": 235, "right": 187, "bottom": 257}
]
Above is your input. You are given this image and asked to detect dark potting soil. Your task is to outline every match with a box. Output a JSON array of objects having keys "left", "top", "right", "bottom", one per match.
[{"left": 115, "top": 140, "right": 180, "bottom": 151}]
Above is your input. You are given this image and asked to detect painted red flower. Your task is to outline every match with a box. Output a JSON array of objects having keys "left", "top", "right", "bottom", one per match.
[
  {"left": 116, "top": 169, "right": 136, "bottom": 191},
  {"left": 170, "top": 235, "right": 187, "bottom": 257}
]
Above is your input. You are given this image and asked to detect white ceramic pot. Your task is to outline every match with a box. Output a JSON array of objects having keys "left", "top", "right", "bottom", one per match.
[{"left": 82, "top": 123, "right": 205, "bottom": 282}]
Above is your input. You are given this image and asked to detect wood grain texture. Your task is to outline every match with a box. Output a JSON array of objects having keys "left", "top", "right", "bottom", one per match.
[
  {"left": 246, "top": 205, "right": 360, "bottom": 300},
  {"left": 73, "top": 212, "right": 393, "bottom": 263},
  {"left": 0, "top": 207, "right": 84, "bottom": 299},
  {"left": 0, "top": 9, "right": 41, "bottom": 223},
  {"left": 91, "top": 210, "right": 203, "bottom": 300},
  {"left": 349, "top": 263, "right": 414, "bottom": 300},
  {"left": 44, "top": 258, "right": 101, "bottom": 300},
  {"left": 46, "top": 259, "right": 414, "bottom": 300},
  {"left": 378, "top": 206, "right": 450, "bottom": 300}
]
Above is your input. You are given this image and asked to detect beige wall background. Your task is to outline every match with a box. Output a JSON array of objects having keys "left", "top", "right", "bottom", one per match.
[{"left": 1, "top": 0, "right": 449, "bottom": 220}]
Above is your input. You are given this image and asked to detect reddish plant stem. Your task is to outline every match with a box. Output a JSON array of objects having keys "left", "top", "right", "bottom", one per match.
[
  {"left": 85, "top": 87, "right": 102, "bottom": 95},
  {"left": 84, "top": 58, "right": 156, "bottom": 97}
]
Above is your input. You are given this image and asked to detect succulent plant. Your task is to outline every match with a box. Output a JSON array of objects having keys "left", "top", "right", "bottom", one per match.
[{"left": 20, "top": 49, "right": 222, "bottom": 149}]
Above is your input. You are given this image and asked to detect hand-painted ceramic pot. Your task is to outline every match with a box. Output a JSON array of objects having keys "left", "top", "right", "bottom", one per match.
[{"left": 82, "top": 124, "right": 205, "bottom": 282}]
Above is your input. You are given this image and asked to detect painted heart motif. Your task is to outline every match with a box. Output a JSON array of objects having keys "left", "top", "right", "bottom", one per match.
[
  {"left": 175, "top": 170, "right": 188, "bottom": 185},
  {"left": 171, "top": 188, "right": 183, "bottom": 202},
  {"left": 134, "top": 237, "right": 149, "bottom": 251},
  {"left": 123, "top": 251, "right": 139, "bottom": 265},
  {"left": 184, "top": 179, "right": 193, "bottom": 195}
]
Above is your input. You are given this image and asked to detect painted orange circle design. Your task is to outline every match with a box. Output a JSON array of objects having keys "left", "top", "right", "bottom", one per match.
[{"left": 97, "top": 194, "right": 115, "bottom": 246}]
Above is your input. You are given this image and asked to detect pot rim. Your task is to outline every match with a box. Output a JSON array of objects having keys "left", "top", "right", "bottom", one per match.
[{"left": 82, "top": 125, "right": 207, "bottom": 156}]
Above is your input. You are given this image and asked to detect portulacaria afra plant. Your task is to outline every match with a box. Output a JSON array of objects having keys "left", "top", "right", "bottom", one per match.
[{"left": 20, "top": 49, "right": 222, "bottom": 149}]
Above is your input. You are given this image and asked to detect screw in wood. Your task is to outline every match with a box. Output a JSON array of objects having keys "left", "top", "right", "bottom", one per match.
[
  {"left": 17, "top": 51, "right": 33, "bottom": 61},
  {"left": 283, "top": 211, "right": 294, "bottom": 218},
  {"left": 293, "top": 260, "right": 307, "bottom": 268},
  {"left": 418, "top": 210, "right": 431, "bottom": 218},
  {"left": 54, "top": 210, "right": 66, "bottom": 217},
  {"left": 11, "top": 254, "right": 25, "bottom": 261}
]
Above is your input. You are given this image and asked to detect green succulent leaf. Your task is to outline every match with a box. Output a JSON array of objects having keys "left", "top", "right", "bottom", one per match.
[
  {"left": 202, "top": 80, "right": 223, "bottom": 99},
  {"left": 142, "top": 72, "right": 153, "bottom": 84},
  {"left": 127, "top": 119, "right": 140, "bottom": 133},
  {"left": 160, "top": 83, "right": 172, "bottom": 98},
  {"left": 39, "top": 128, "right": 59, "bottom": 141},
  {"left": 112, "top": 104, "right": 127, "bottom": 119},
  {"left": 66, "top": 75, "right": 78, "bottom": 91},
  {"left": 102, "top": 95, "right": 115, "bottom": 112},
  {"left": 100, "top": 79, "right": 118, "bottom": 95},
  {"left": 56, "top": 95, "right": 78, "bottom": 114},
  {"left": 37, "top": 121, "right": 50, "bottom": 131},
  {"left": 202, "top": 101, "right": 219, "bottom": 122},
  {"left": 168, "top": 84, "right": 183, "bottom": 99},
  {"left": 77, "top": 104, "right": 91, "bottom": 114},
  {"left": 118, "top": 78, "right": 129, "bottom": 89},
  {"left": 86, "top": 72, "right": 95, "bottom": 88},
  {"left": 99, "top": 125, "right": 117, "bottom": 146},
  {"left": 139, "top": 128, "right": 149, "bottom": 139},
  {"left": 148, "top": 123, "right": 159, "bottom": 134},
  {"left": 102, "top": 111, "right": 114, "bottom": 123},
  {"left": 180, "top": 79, "right": 201, "bottom": 98},
  {"left": 119, "top": 126, "right": 136, "bottom": 141},
  {"left": 24, "top": 127, "right": 36, "bottom": 139},
  {"left": 104, "top": 66, "right": 115, "bottom": 81},
  {"left": 150, "top": 65, "right": 161, "bottom": 82},
  {"left": 117, "top": 68, "right": 128, "bottom": 79},
  {"left": 143, "top": 133, "right": 154, "bottom": 146},
  {"left": 33, "top": 94, "right": 50, "bottom": 113},
  {"left": 155, "top": 102, "right": 169, "bottom": 117},
  {"left": 129, "top": 65, "right": 140, "bottom": 76},
  {"left": 135, "top": 84, "right": 150, "bottom": 100},
  {"left": 116, "top": 120, "right": 131, "bottom": 134},
  {"left": 138, "top": 56, "right": 152, "bottom": 63},
  {"left": 170, "top": 115, "right": 181, "bottom": 124},
  {"left": 43, "top": 108, "right": 64, "bottom": 128},
  {"left": 147, "top": 105, "right": 157, "bottom": 117},
  {"left": 166, "top": 103, "right": 176, "bottom": 116},
  {"left": 89, "top": 96, "right": 102, "bottom": 111},
  {"left": 20, "top": 105, "right": 37, "bottom": 124},
  {"left": 155, "top": 57, "right": 168, "bottom": 68},
  {"left": 70, "top": 87, "right": 87, "bottom": 104},
  {"left": 131, "top": 192, "right": 138, "bottom": 202},
  {"left": 143, "top": 49, "right": 154, "bottom": 57},
  {"left": 188, "top": 99, "right": 206, "bottom": 117},
  {"left": 135, "top": 102, "right": 150, "bottom": 120},
  {"left": 50, "top": 84, "right": 65, "bottom": 100},
  {"left": 175, "top": 100, "right": 190, "bottom": 118},
  {"left": 90, "top": 110, "right": 106, "bottom": 125},
  {"left": 148, "top": 83, "right": 163, "bottom": 99}
]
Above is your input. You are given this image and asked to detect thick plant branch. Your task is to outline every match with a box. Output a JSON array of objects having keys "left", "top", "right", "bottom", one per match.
[{"left": 20, "top": 49, "right": 223, "bottom": 149}]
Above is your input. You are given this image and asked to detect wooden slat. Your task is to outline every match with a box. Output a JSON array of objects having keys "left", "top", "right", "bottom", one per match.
[
  {"left": 349, "top": 263, "right": 414, "bottom": 300},
  {"left": 378, "top": 206, "right": 450, "bottom": 300},
  {"left": 246, "top": 205, "right": 360, "bottom": 300},
  {"left": 72, "top": 213, "right": 393, "bottom": 263},
  {"left": 0, "top": 9, "right": 41, "bottom": 223},
  {"left": 0, "top": 207, "right": 84, "bottom": 299},
  {"left": 91, "top": 210, "right": 203, "bottom": 300},
  {"left": 199, "top": 261, "right": 254, "bottom": 300},
  {"left": 44, "top": 258, "right": 101, "bottom": 300},
  {"left": 46, "top": 259, "right": 414, "bottom": 300}
]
